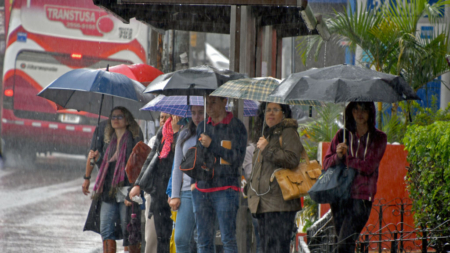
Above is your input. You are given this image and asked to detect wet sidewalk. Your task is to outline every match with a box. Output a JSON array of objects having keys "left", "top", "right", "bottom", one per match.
[{"left": 0, "top": 154, "right": 126, "bottom": 252}]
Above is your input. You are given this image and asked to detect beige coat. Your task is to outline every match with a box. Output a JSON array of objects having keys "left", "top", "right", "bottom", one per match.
[{"left": 248, "top": 119, "right": 304, "bottom": 214}]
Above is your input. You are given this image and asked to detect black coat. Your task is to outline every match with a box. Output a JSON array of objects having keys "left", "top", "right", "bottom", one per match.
[{"left": 135, "top": 127, "right": 178, "bottom": 217}]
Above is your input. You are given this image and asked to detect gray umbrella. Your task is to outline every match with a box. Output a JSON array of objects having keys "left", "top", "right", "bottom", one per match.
[
  {"left": 144, "top": 65, "right": 247, "bottom": 129},
  {"left": 270, "top": 64, "right": 420, "bottom": 104},
  {"left": 144, "top": 65, "right": 246, "bottom": 96}
]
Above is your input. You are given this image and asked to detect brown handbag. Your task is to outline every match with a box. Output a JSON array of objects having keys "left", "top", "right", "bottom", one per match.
[
  {"left": 269, "top": 136, "right": 322, "bottom": 200},
  {"left": 125, "top": 141, "right": 151, "bottom": 184}
]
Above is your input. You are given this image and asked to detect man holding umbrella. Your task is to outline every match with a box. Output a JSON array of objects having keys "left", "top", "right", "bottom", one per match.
[{"left": 193, "top": 95, "right": 247, "bottom": 253}]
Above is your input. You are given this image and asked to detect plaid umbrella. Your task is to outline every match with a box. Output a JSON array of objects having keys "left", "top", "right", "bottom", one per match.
[
  {"left": 141, "top": 95, "right": 259, "bottom": 117},
  {"left": 209, "top": 77, "right": 322, "bottom": 106}
]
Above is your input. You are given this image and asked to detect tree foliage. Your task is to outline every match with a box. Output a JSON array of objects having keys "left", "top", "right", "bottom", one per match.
[
  {"left": 299, "top": 102, "right": 344, "bottom": 159},
  {"left": 297, "top": 0, "right": 450, "bottom": 91},
  {"left": 381, "top": 98, "right": 450, "bottom": 143},
  {"left": 403, "top": 121, "right": 450, "bottom": 251}
]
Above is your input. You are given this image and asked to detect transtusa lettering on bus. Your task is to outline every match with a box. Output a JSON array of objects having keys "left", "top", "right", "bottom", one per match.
[
  {"left": 46, "top": 6, "right": 97, "bottom": 23},
  {"left": 43, "top": 5, "right": 113, "bottom": 36}
]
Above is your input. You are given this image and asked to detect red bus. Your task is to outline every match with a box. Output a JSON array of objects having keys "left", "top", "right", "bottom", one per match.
[{"left": 2, "top": 0, "right": 149, "bottom": 165}]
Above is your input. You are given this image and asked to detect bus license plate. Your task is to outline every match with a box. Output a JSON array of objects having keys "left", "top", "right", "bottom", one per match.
[{"left": 59, "top": 114, "right": 81, "bottom": 124}]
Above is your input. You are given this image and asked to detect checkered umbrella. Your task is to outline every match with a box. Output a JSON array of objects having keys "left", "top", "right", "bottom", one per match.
[
  {"left": 209, "top": 77, "right": 322, "bottom": 106},
  {"left": 141, "top": 95, "right": 259, "bottom": 117}
]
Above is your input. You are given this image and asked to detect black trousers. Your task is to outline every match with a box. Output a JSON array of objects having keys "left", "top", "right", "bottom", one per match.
[
  {"left": 254, "top": 211, "right": 297, "bottom": 253},
  {"left": 151, "top": 195, "right": 173, "bottom": 253},
  {"left": 330, "top": 198, "right": 373, "bottom": 253}
]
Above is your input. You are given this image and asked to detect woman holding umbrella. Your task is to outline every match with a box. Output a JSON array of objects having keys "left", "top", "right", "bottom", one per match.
[
  {"left": 248, "top": 102, "right": 304, "bottom": 253},
  {"left": 83, "top": 106, "right": 143, "bottom": 253},
  {"left": 323, "top": 102, "right": 387, "bottom": 253},
  {"left": 168, "top": 105, "right": 205, "bottom": 253}
]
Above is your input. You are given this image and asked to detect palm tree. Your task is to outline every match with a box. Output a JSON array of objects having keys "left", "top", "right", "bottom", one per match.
[
  {"left": 298, "top": 0, "right": 450, "bottom": 125},
  {"left": 384, "top": 0, "right": 450, "bottom": 90}
]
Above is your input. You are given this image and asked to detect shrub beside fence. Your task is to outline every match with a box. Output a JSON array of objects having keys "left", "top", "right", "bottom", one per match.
[{"left": 403, "top": 121, "right": 450, "bottom": 252}]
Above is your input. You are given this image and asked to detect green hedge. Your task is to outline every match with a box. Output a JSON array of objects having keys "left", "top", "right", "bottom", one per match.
[{"left": 403, "top": 121, "right": 450, "bottom": 249}]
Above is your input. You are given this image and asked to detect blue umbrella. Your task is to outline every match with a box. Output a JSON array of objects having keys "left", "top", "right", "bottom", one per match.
[
  {"left": 141, "top": 95, "right": 259, "bottom": 117},
  {"left": 38, "top": 68, "right": 157, "bottom": 165},
  {"left": 38, "top": 68, "right": 156, "bottom": 120}
]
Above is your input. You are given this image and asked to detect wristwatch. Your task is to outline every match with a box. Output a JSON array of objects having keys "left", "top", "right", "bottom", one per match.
[{"left": 83, "top": 174, "right": 91, "bottom": 180}]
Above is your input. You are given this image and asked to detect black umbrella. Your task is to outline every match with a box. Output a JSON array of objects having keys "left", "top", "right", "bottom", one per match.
[
  {"left": 270, "top": 64, "right": 420, "bottom": 141},
  {"left": 269, "top": 64, "right": 420, "bottom": 104},
  {"left": 144, "top": 65, "right": 246, "bottom": 95},
  {"left": 144, "top": 65, "right": 247, "bottom": 129}
]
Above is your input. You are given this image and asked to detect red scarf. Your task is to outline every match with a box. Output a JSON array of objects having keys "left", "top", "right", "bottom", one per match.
[{"left": 159, "top": 117, "right": 174, "bottom": 159}]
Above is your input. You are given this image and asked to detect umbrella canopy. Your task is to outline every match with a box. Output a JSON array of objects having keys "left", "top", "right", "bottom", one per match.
[
  {"left": 269, "top": 64, "right": 420, "bottom": 104},
  {"left": 209, "top": 77, "right": 321, "bottom": 106},
  {"left": 141, "top": 95, "right": 259, "bottom": 117},
  {"left": 144, "top": 65, "right": 247, "bottom": 96},
  {"left": 108, "top": 63, "right": 163, "bottom": 86},
  {"left": 38, "top": 68, "right": 155, "bottom": 120}
]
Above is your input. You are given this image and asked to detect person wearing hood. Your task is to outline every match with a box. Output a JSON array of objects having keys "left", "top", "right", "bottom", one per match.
[
  {"left": 323, "top": 102, "right": 387, "bottom": 253},
  {"left": 248, "top": 102, "right": 304, "bottom": 253}
]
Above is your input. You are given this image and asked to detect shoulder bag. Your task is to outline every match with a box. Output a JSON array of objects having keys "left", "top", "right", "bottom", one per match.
[
  {"left": 179, "top": 142, "right": 216, "bottom": 181},
  {"left": 125, "top": 141, "right": 151, "bottom": 184},
  {"left": 307, "top": 163, "right": 356, "bottom": 203},
  {"left": 269, "top": 136, "right": 322, "bottom": 201}
]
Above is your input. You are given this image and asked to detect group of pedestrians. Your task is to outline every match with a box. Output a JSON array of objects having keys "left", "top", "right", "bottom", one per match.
[{"left": 82, "top": 97, "right": 387, "bottom": 253}]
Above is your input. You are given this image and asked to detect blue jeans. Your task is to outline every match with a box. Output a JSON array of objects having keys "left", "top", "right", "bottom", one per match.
[
  {"left": 174, "top": 191, "right": 196, "bottom": 253},
  {"left": 192, "top": 188, "right": 239, "bottom": 253},
  {"left": 100, "top": 201, "right": 130, "bottom": 245}
]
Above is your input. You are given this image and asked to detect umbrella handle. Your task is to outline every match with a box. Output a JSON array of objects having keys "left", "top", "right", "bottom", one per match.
[
  {"left": 343, "top": 102, "right": 346, "bottom": 143},
  {"left": 204, "top": 94, "right": 206, "bottom": 132},
  {"left": 90, "top": 94, "right": 105, "bottom": 166}
]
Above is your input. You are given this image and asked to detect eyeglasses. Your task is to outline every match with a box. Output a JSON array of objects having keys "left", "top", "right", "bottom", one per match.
[
  {"left": 265, "top": 108, "right": 282, "bottom": 114},
  {"left": 111, "top": 115, "right": 124, "bottom": 120}
]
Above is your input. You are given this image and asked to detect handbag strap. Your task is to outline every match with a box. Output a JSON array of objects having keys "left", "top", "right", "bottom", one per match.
[{"left": 279, "top": 136, "right": 310, "bottom": 164}]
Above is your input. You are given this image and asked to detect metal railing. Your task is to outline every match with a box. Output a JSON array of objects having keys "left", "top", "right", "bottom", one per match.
[{"left": 305, "top": 198, "right": 450, "bottom": 253}]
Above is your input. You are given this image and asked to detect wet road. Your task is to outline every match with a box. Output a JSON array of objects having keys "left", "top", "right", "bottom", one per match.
[{"left": 0, "top": 153, "right": 125, "bottom": 253}]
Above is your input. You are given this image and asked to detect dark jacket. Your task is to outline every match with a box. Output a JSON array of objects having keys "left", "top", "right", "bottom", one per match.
[
  {"left": 135, "top": 127, "right": 179, "bottom": 215},
  {"left": 247, "top": 119, "right": 303, "bottom": 213},
  {"left": 194, "top": 115, "right": 247, "bottom": 190},
  {"left": 323, "top": 103, "right": 387, "bottom": 201}
]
